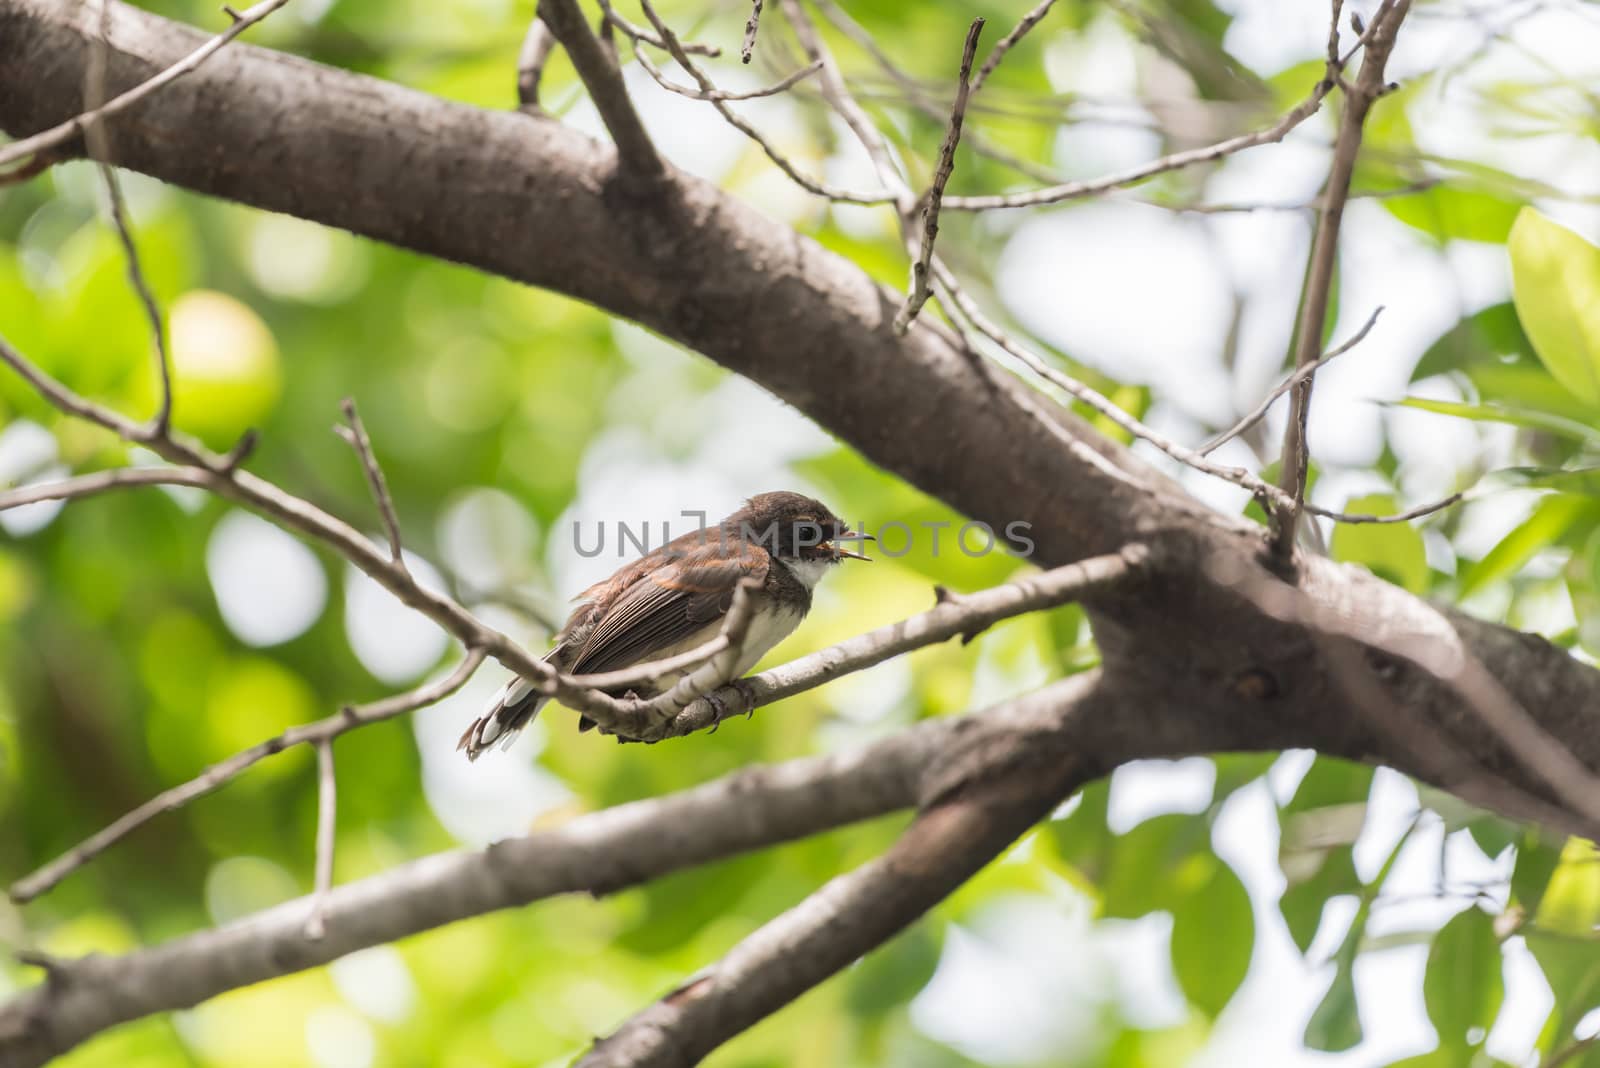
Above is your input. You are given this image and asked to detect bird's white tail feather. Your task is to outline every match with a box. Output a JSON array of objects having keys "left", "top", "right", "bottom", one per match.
[{"left": 457, "top": 674, "right": 549, "bottom": 761}]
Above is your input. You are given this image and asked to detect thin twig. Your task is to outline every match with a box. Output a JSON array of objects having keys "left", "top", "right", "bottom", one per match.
[
  {"left": 304, "top": 739, "right": 337, "bottom": 940},
  {"left": 631, "top": 0, "right": 888, "bottom": 203},
  {"left": 741, "top": 0, "right": 763, "bottom": 63},
  {"left": 2, "top": 695, "right": 1058, "bottom": 1065},
  {"left": 971, "top": 0, "right": 1056, "bottom": 93},
  {"left": 1275, "top": 0, "right": 1411, "bottom": 555},
  {"left": 0, "top": 466, "right": 212, "bottom": 511},
  {"left": 1305, "top": 492, "right": 1464, "bottom": 525},
  {"left": 9, "top": 649, "right": 487, "bottom": 905},
  {"left": 0, "top": 0, "right": 293, "bottom": 173},
  {"left": 516, "top": 16, "right": 557, "bottom": 110},
  {"left": 639, "top": 545, "right": 1148, "bottom": 740},
  {"left": 931, "top": 261, "right": 1300, "bottom": 513},
  {"left": 780, "top": 0, "right": 913, "bottom": 210},
  {"left": 335, "top": 397, "right": 406, "bottom": 572},
  {"left": 538, "top": 0, "right": 663, "bottom": 178},
  {"left": 634, "top": 50, "right": 821, "bottom": 102},
  {"left": 895, "top": 18, "right": 984, "bottom": 334},
  {"left": 808, "top": 0, "right": 1067, "bottom": 187},
  {"left": 82, "top": 0, "right": 173, "bottom": 439},
  {"left": 1201, "top": 305, "right": 1384, "bottom": 456},
  {"left": 594, "top": 0, "right": 721, "bottom": 57},
  {"left": 939, "top": 81, "right": 1337, "bottom": 211}
]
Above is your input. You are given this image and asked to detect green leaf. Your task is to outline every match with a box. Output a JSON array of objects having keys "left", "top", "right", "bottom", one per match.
[
  {"left": 1511, "top": 830, "right": 1567, "bottom": 914},
  {"left": 1387, "top": 185, "right": 1523, "bottom": 244},
  {"left": 1099, "top": 813, "right": 1212, "bottom": 920},
  {"left": 1280, "top": 846, "right": 1361, "bottom": 955},
  {"left": 1535, "top": 839, "right": 1600, "bottom": 937},
  {"left": 1423, "top": 907, "right": 1505, "bottom": 1045},
  {"left": 1305, "top": 958, "right": 1363, "bottom": 1053},
  {"left": 1460, "top": 494, "right": 1600, "bottom": 597},
  {"left": 1526, "top": 929, "right": 1600, "bottom": 1053},
  {"left": 1304, "top": 814, "right": 1419, "bottom": 1053},
  {"left": 1397, "top": 397, "right": 1600, "bottom": 444},
  {"left": 1508, "top": 208, "right": 1600, "bottom": 408},
  {"left": 1171, "top": 861, "right": 1254, "bottom": 1017},
  {"left": 1330, "top": 493, "right": 1430, "bottom": 593},
  {"left": 1412, "top": 302, "right": 1535, "bottom": 382},
  {"left": 1283, "top": 759, "right": 1375, "bottom": 813}
]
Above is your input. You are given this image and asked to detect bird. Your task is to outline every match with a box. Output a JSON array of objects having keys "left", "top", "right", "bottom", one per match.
[{"left": 457, "top": 491, "right": 871, "bottom": 759}]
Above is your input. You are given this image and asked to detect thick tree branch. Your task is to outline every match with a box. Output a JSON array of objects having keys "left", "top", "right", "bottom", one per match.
[
  {"left": 0, "top": 0, "right": 290, "bottom": 174},
  {"left": 580, "top": 713, "right": 1091, "bottom": 1067},
  {"left": 1, "top": 0, "right": 1597, "bottom": 827},
  {"left": 0, "top": 676, "right": 1158, "bottom": 1067},
  {"left": 6, "top": 7, "right": 1600, "bottom": 1061}
]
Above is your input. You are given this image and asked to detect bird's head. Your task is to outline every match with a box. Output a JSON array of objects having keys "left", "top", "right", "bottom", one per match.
[{"left": 728, "top": 491, "right": 872, "bottom": 564}]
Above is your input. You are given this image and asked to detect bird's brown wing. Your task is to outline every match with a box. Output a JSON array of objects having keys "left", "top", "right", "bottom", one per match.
[{"left": 565, "top": 541, "right": 768, "bottom": 676}]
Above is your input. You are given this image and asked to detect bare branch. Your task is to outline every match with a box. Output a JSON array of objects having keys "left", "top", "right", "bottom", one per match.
[
  {"left": 971, "top": 0, "right": 1056, "bottom": 94},
  {"left": 335, "top": 397, "right": 406, "bottom": 571},
  {"left": 741, "top": 0, "right": 762, "bottom": 64},
  {"left": 81, "top": 0, "right": 174, "bottom": 440},
  {"left": 779, "top": 0, "right": 913, "bottom": 209},
  {"left": 1201, "top": 305, "right": 1384, "bottom": 456},
  {"left": 304, "top": 739, "right": 337, "bottom": 940},
  {"left": 579, "top": 719, "right": 1093, "bottom": 1066},
  {"left": 537, "top": 0, "right": 663, "bottom": 178},
  {"left": 2, "top": 687, "right": 1109, "bottom": 1067},
  {"left": 633, "top": 49, "right": 820, "bottom": 102},
  {"left": 0, "top": 465, "right": 212, "bottom": 511},
  {"left": 895, "top": 18, "right": 983, "bottom": 334},
  {"left": 0, "top": 0, "right": 292, "bottom": 174},
  {"left": 9, "top": 649, "right": 487, "bottom": 905},
  {"left": 940, "top": 79, "right": 1337, "bottom": 211},
  {"left": 96, "top": 166, "right": 173, "bottom": 437},
  {"left": 931, "top": 262, "right": 1300, "bottom": 513},
  {"left": 1275, "top": 0, "right": 1411, "bottom": 554},
  {"left": 639, "top": 544, "right": 1149, "bottom": 740},
  {"left": 808, "top": 0, "right": 1066, "bottom": 186},
  {"left": 629, "top": 0, "right": 888, "bottom": 203},
  {"left": 1305, "top": 492, "right": 1464, "bottom": 525},
  {"left": 594, "top": 0, "right": 720, "bottom": 57},
  {"left": 516, "top": 15, "right": 556, "bottom": 110}
]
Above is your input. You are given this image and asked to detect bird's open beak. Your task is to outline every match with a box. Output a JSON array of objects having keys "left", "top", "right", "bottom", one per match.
[{"left": 832, "top": 530, "right": 874, "bottom": 561}]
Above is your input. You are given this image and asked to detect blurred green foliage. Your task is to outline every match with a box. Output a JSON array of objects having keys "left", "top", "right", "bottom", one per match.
[{"left": 4, "top": 0, "right": 1600, "bottom": 1065}]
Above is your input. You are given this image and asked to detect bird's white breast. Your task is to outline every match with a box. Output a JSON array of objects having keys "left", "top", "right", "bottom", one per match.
[{"left": 781, "top": 556, "right": 835, "bottom": 591}]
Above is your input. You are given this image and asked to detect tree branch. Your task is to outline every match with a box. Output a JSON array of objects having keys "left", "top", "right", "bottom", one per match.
[
  {"left": 537, "top": 0, "right": 663, "bottom": 179},
  {"left": 335, "top": 396, "right": 406, "bottom": 572},
  {"left": 1275, "top": 0, "right": 1411, "bottom": 554},
  {"left": 0, "top": 677, "right": 1143, "bottom": 1067},
  {"left": 971, "top": 0, "right": 1056, "bottom": 94},
  {"left": 895, "top": 17, "right": 983, "bottom": 334},
  {"left": 580, "top": 704, "right": 1092, "bottom": 1066},
  {"left": 515, "top": 15, "right": 556, "bottom": 110},
  {"left": 8, "top": 650, "right": 488, "bottom": 904},
  {"left": 0, "top": 0, "right": 291, "bottom": 174},
  {"left": 304, "top": 738, "right": 337, "bottom": 940}
]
